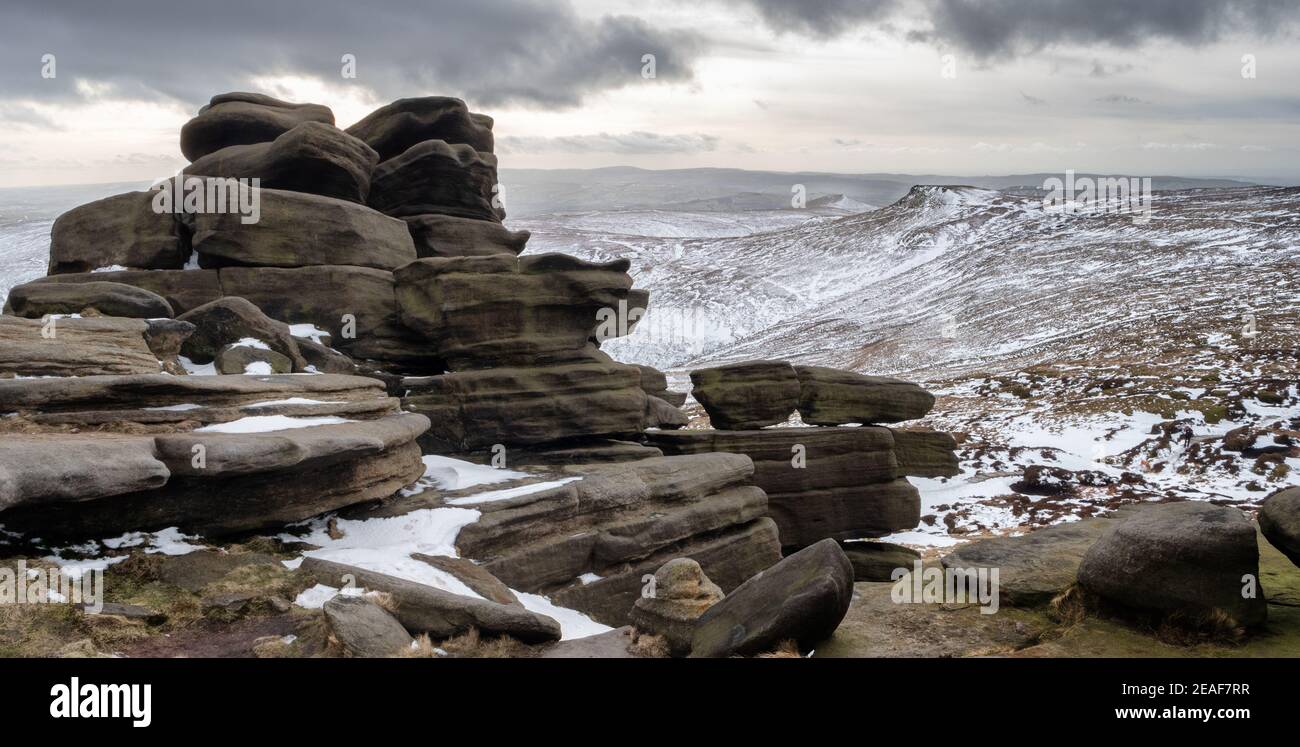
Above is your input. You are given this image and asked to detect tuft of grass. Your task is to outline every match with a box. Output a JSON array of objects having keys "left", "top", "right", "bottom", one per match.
[
  {"left": 627, "top": 629, "right": 671, "bottom": 658},
  {"left": 755, "top": 639, "right": 803, "bottom": 658}
]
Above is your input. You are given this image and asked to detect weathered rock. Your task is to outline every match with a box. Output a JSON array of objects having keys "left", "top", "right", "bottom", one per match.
[
  {"left": 0, "top": 315, "right": 162, "bottom": 377},
  {"left": 395, "top": 254, "right": 635, "bottom": 368},
  {"left": 4, "top": 281, "right": 173, "bottom": 319},
  {"left": 1077, "top": 502, "right": 1267, "bottom": 626},
  {"left": 648, "top": 428, "right": 919, "bottom": 548},
  {"left": 180, "top": 92, "right": 334, "bottom": 162},
  {"left": 48, "top": 191, "right": 187, "bottom": 274},
  {"left": 629, "top": 558, "right": 723, "bottom": 656},
  {"left": 645, "top": 395, "right": 688, "bottom": 430},
  {"left": 689, "top": 360, "right": 799, "bottom": 429},
  {"left": 841, "top": 541, "right": 921, "bottom": 582},
  {"left": 795, "top": 365, "right": 935, "bottom": 424},
  {"left": 487, "top": 439, "right": 663, "bottom": 467},
  {"left": 153, "top": 550, "right": 280, "bottom": 592},
  {"left": 294, "top": 338, "right": 360, "bottom": 374},
  {"left": 411, "top": 554, "right": 519, "bottom": 606},
  {"left": 186, "top": 122, "right": 378, "bottom": 203},
  {"left": 0, "top": 435, "right": 169, "bottom": 512},
  {"left": 438, "top": 454, "right": 781, "bottom": 626},
  {"left": 634, "top": 364, "right": 687, "bottom": 407},
  {"left": 0, "top": 412, "right": 428, "bottom": 538},
  {"left": 185, "top": 186, "right": 415, "bottom": 270},
  {"left": 177, "top": 296, "right": 307, "bottom": 371},
  {"left": 1260, "top": 487, "right": 1300, "bottom": 567},
  {"left": 539, "top": 627, "right": 639, "bottom": 658},
  {"left": 403, "top": 360, "right": 647, "bottom": 453},
  {"left": 889, "top": 429, "right": 960, "bottom": 478},
  {"left": 214, "top": 343, "right": 292, "bottom": 374},
  {"left": 323, "top": 595, "right": 414, "bottom": 657},
  {"left": 301, "top": 558, "right": 561, "bottom": 643},
  {"left": 368, "top": 139, "right": 503, "bottom": 221},
  {"left": 345, "top": 96, "right": 494, "bottom": 161},
  {"left": 403, "top": 214, "right": 528, "bottom": 258},
  {"left": 690, "top": 538, "right": 854, "bottom": 657},
  {"left": 942, "top": 519, "right": 1114, "bottom": 606},
  {"left": 33, "top": 270, "right": 222, "bottom": 314},
  {"left": 216, "top": 265, "right": 431, "bottom": 366}
]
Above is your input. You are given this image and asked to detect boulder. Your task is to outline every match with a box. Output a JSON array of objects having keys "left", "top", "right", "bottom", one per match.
[
  {"left": 295, "top": 338, "right": 360, "bottom": 375},
  {"left": 403, "top": 214, "right": 528, "bottom": 258},
  {"left": 33, "top": 270, "right": 222, "bottom": 314},
  {"left": 402, "top": 360, "right": 647, "bottom": 452},
  {"left": 0, "top": 316, "right": 162, "bottom": 377},
  {"left": 0, "top": 435, "right": 169, "bottom": 512},
  {"left": 185, "top": 187, "right": 415, "bottom": 270},
  {"left": 689, "top": 360, "right": 799, "bottom": 429},
  {"left": 301, "top": 558, "right": 561, "bottom": 643},
  {"left": 1260, "top": 487, "right": 1300, "bottom": 567},
  {"left": 941, "top": 519, "right": 1114, "bottom": 606},
  {"left": 323, "top": 595, "right": 414, "bottom": 657},
  {"left": 367, "top": 139, "right": 503, "bottom": 221},
  {"left": 180, "top": 92, "right": 334, "bottom": 162},
  {"left": 690, "top": 538, "right": 854, "bottom": 657},
  {"left": 635, "top": 364, "right": 687, "bottom": 407},
  {"left": 185, "top": 122, "right": 378, "bottom": 203},
  {"left": 645, "top": 395, "right": 688, "bottom": 430},
  {"left": 345, "top": 96, "right": 494, "bottom": 161},
  {"left": 177, "top": 297, "right": 307, "bottom": 371},
  {"left": 143, "top": 318, "right": 197, "bottom": 373},
  {"left": 841, "top": 541, "right": 921, "bottom": 582},
  {"left": 648, "top": 428, "right": 919, "bottom": 549},
  {"left": 629, "top": 558, "right": 723, "bottom": 656},
  {"left": 214, "top": 343, "right": 292, "bottom": 375},
  {"left": 3, "top": 281, "right": 173, "bottom": 319},
  {"left": 394, "top": 254, "right": 638, "bottom": 368},
  {"left": 794, "top": 365, "right": 935, "bottom": 424},
  {"left": 0, "top": 411, "right": 429, "bottom": 538},
  {"left": 1077, "top": 502, "right": 1267, "bottom": 627},
  {"left": 889, "top": 429, "right": 960, "bottom": 477},
  {"left": 48, "top": 191, "right": 187, "bottom": 274}
]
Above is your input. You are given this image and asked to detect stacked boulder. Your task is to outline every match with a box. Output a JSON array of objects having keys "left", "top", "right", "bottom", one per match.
[
  {"left": 647, "top": 360, "right": 958, "bottom": 553},
  {"left": 0, "top": 91, "right": 778, "bottom": 640}
]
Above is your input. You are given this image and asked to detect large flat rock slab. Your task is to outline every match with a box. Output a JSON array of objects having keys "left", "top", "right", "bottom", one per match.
[{"left": 0, "top": 315, "right": 162, "bottom": 377}]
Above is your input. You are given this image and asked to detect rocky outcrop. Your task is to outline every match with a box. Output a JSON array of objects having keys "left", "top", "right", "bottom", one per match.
[
  {"left": 690, "top": 538, "right": 854, "bottom": 657},
  {"left": 0, "top": 315, "right": 163, "bottom": 377},
  {"left": 185, "top": 122, "right": 378, "bottom": 203},
  {"left": 0, "top": 373, "right": 427, "bottom": 537},
  {"left": 368, "top": 139, "right": 503, "bottom": 221},
  {"left": 889, "top": 428, "right": 960, "bottom": 477},
  {"left": 690, "top": 360, "right": 800, "bottom": 429},
  {"left": 404, "top": 214, "right": 528, "bottom": 258},
  {"left": 34, "top": 270, "right": 222, "bottom": 314},
  {"left": 1077, "top": 502, "right": 1267, "bottom": 627},
  {"left": 214, "top": 343, "right": 292, "bottom": 374},
  {"left": 345, "top": 96, "right": 494, "bottom": 161},
  {"left": 48, "top": 191, "right": 187, "bottom": 274},
  {"left": 629, "top": 558, "right": 723, "bottom": 656},
  {"left": 184, "top": 186, "right": 415, "bottom": 271},
  {"left": 395, "top": 254, "right": 638, "bottom": 369},
  {"left": 3, "top": 281, "right": 173, "bottom": 319},
  {"left": 841, "top": 541, "right": 921, "bottom": 582},
  {"left": 323, "top": 595, "right": 414, "bottom": 657},
  {"left": 436, "top": 454, "right": 782, "bottom": 625},
  {"left": 176, "top": 296, "right": 308, "bottom": 372},
  {"left": 404, "top": 359, "right": 648, "bottom": 453},
  {"left": 1260, "top": 487, "right": 1300, "bottom": 567},
  {"left": 648, "top": 427, "right": 922, "bottom": 550},
  {"left": 794, "top": 365, "right": 935, "bottom": 424},
  {"left": 180, "top": 92, "right": 334, "bottom": 162}
]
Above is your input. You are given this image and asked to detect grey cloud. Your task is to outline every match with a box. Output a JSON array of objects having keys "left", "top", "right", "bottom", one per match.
[
  {"left": 914, "top": 0, "right": 1299, "bottom": 59},
  {"left": 728, "top": 0, "right": 900, "bottom": 38},
  {"left": 1096, "top": 94, "right": 1146, "bottom": 104},
  {"left": 0, "top": 0, "right": 703, "bottom": 110},
  {"left": 1020, "top": 90, "right": 1047, "bottom": 106},
  {"left": 497, "top": 132, "right": 721, "bottom": 154}
]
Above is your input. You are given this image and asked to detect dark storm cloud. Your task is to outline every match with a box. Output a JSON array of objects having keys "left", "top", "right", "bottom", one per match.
[
  {"left": 0, "top": 0, "right": 702, "bottom": 109},
  {"left": 912, "top": 0, "right": 1299, "bottom": 58},
  {"left": 731, "top": 0, "right": 1297, "bottom": 55},
  {"left": 731, "top": 0, "right": 900, "bottom": 38}
]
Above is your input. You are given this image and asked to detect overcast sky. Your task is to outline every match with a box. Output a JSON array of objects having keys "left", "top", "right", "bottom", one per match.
[{"left": 2, "top": 0, "right": 1298, "bottom": 187}]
